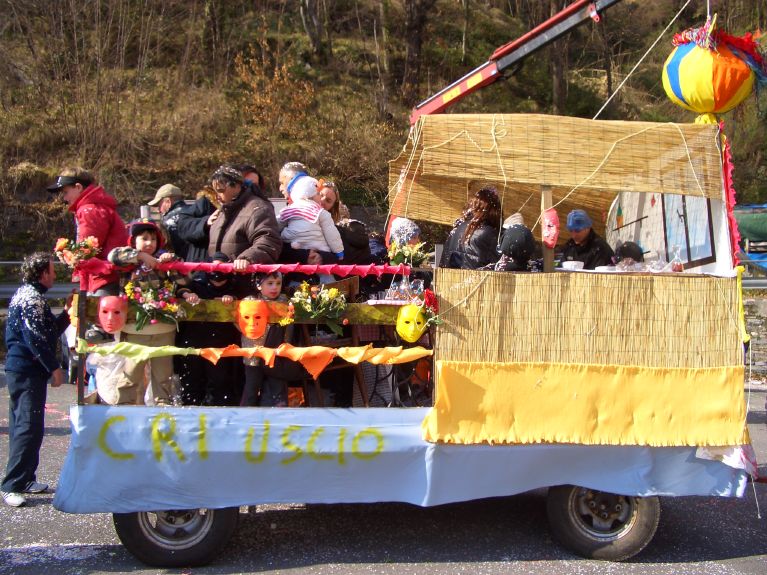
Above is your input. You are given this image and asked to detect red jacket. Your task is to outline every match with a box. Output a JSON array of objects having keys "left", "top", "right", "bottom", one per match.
[{"left": 70, "top": 184, "right": 128, "bottom": 292}]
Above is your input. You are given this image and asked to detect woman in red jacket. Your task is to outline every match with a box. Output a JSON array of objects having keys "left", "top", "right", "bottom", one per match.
[{"left": 47, "top": 167, "right": 128, "bottom": 295}]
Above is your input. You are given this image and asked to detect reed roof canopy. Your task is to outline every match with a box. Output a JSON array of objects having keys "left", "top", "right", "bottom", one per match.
[{"left": 388, "top": 114, "right": 724, "bottom": 236}]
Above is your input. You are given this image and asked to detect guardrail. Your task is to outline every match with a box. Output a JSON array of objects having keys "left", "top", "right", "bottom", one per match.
[
  {"left": 0, "top": 283, "right": 76, "bottom": 299},
  {"left": 0, "top": 261, "right": 74, "bottom": 299},
  {"left": 1, "top": 277, "right": 767, "bottom": 300}
]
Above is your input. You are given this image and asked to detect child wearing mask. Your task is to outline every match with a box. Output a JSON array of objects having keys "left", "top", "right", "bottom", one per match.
[{"left": 238, "top": 271, "right": 289, "bottom": 407}]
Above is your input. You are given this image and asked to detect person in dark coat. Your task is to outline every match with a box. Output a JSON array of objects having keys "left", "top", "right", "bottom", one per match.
[
  {"left": 560, "top": 209, "right": 615, "bottom": 270},
  {"left": 2, "top": 253, "right": 70, "bottom": 507},
  {"left": 174, "top": 194, "right": 217, "bottom": 265},
  {"left": 439, "top": 186, "right": 503, "bottom": 270},
  {"left": 146, "top": 184, "right": 188, "bottom": 258},
  {"left": 175, "top": 252, "right": 248, "bottom": 405},
  {"left": 615, "top": 240, "right": 645, "bottom": 263},
  {"left": 494, "top": 224, "right": 539, "bottom": 272}
]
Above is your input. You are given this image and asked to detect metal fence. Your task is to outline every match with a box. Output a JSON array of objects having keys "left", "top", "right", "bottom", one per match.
[
  {"left": 1, "top": 262, "right": 766, "bottom": 301},
  {"left": 0, "top": 261, "right": 74, "bottom": 299}
]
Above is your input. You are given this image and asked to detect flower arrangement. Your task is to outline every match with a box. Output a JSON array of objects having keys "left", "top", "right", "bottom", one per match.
[
  {"left": 54, "top": 236, "right": 100, "bottom": 269},
  {"left": 124, "top": 279, "right": 184, "bottom": 331},
  {"left": 281, "top": 282, "right": 348, "bottom": 335},
  {"left": 387, "top": 241, "right": 428, "bottom": 268},
  {"left": 420, "top": 288, "right": 443, "bottom": 327}
]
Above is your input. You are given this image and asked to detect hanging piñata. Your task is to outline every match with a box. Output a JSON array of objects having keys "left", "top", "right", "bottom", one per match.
[{"left": 662, "top": 15, "right": 766, "bottom": 124}]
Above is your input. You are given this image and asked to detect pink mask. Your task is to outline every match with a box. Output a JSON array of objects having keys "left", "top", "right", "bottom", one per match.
[
  {"left": 236, "top": 299, "right": 269, "bottom": 339},
  {"left": 98, "top": 296, "right": 128, "bottom": 333},
  {"left": 542, "top": 208, "right": 560, "bottom": 249}
]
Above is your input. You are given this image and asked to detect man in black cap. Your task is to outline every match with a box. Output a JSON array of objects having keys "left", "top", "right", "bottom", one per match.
[{"left": 47, "top": 167, "right": 127, "bottom": 295}]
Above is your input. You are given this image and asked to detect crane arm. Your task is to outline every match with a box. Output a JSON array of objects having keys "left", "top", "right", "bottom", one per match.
[{"left": 409, "top": 0, "right": 623, "bottom": 125}]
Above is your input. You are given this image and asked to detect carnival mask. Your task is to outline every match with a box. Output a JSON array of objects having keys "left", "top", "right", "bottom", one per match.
[
  {"left": 235, "top": 299, "right": 269, "bottom": 339},
  {"left": 542, "top": 208, "right": 560, "bottom": 249},
  {"left": 98, "top": 296, "right": 128, "bottom": 334},
  {"left": 396, "top": 304, "right": 427, "bottom": 343}
]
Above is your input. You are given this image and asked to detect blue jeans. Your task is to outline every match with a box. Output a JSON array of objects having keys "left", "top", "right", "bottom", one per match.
[{"left": 2, "top": 371, "right": 48, "bottom": 493}]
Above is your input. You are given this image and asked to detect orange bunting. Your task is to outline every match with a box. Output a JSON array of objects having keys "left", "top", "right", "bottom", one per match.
[
  {"left": 274, "top": 343, "right": 337, "bottom": 379},
  {"left": 200, "top": 344, "right": 276, "bottom": 366},
  {"left": 337, "top": 346, "right": 433, "bottom": 365},
  {"left": 199, "top": 343, "right": 433, "bottom": 379}
]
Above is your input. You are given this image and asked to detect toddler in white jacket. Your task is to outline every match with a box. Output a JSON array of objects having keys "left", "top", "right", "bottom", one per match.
[{"left": 278, "top": 175, "right": 344, "bottom": 259}]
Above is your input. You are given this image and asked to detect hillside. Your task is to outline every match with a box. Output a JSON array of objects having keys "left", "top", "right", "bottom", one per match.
[{"left": 1, "top": 0, "right": 765, "bottom": 257}]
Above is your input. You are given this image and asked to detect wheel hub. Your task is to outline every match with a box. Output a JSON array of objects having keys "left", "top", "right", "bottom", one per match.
[
  {"left": 572, "top": 488, "right": 637, "bottom": 540},
  {"left": 137, "top": 509, "right": 215, "bottom": 550}
]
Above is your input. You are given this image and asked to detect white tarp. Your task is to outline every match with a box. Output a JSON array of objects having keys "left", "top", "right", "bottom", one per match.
[{"left": 53, "top": 405, "right": 748, "bottom": 514}]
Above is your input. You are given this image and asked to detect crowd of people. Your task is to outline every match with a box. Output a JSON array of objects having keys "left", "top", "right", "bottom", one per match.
[
  {"left": 439, "top": 187, "right": 643, "bottom": 273},
  {"left": 45, "top": 162, "right": 394, "bottom": 410},
  {"left": 3, "top": 171, "right": 646, "bottom": 507}
]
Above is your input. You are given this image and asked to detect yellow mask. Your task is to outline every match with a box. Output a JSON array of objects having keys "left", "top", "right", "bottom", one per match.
[
  {"left": 235, "top": 299, "right": 269, "bottom": 339},
  {"left": 396, "top": 304, "right": 427, "bottom": 343}
]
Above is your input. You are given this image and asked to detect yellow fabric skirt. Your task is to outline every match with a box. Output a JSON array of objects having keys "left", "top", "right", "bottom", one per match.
[{"left": 422, "top": 361, "right": 747, "bottom": 447}]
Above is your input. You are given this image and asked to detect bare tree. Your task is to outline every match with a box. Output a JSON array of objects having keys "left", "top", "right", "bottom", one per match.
[
  {"left": 460, "top": 0, "right": 470, "bottom": 65},
  {"left": 401, "top": 0, "right": 437, "bottom": 106},
  {"left": 549, "top": 0, "right": 567, "bottom": 115},
  {"left": 299, "top": 0, "right": 331, "bottom": 63}
]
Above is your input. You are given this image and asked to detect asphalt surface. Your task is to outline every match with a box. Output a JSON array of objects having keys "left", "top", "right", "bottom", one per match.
[{"left": 0, "top": 370, "right": 765, "bottom": 575}]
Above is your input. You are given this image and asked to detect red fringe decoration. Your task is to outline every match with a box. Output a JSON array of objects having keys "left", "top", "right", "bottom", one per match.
[
  {"left": 76, "top": 259, "right": 411, "bottom": 280},
  {"left": 720, "top": 121, "right": 742, "bottom": 266}
]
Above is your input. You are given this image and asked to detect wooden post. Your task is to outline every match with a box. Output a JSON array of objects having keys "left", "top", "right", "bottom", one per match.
[
  {"left": 541, "top": 185, "right": 554, "bottom": 272},
  {"left": 75, "top": 290, "right": 88, "bottom": 405}
]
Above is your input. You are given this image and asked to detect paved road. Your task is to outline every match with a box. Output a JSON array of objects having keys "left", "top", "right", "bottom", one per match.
[{"left": 0, "top": 371, "right": 765, "bottom": 575}]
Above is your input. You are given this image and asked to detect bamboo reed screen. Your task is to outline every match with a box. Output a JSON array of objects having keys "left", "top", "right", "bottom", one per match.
[
  {"left": 388, "top": 114, "right": 723, "bottom": 236},
  {"left": 435, "top": 268, "right": 742, "bottom": 368}
]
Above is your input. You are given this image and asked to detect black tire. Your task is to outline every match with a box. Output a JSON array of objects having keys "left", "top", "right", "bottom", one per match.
[
  {"left": 546, "top": 485, "right": 660, "bottom": 561},
  {"left": 113, "top": 507, "right": 238, "bottom": 567}
]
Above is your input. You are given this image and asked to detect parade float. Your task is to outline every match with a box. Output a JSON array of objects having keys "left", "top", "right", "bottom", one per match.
[{"left": 52, "top": 2, "right": 761, "bottom": 568}]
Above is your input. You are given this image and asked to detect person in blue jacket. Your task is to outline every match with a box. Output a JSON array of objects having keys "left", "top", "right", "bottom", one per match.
[{"left": 2, "top": 252, "right": 70, "bottom": 507}]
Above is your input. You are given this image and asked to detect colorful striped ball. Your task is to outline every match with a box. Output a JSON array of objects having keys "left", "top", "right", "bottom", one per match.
[{"left": 662, "top": 42, "right": 754, "bottom": 115}]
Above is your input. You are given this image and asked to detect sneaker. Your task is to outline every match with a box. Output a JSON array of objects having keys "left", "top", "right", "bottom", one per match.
[
  {"left": 1, "top": 491, "right": 27, "bottom": 507},
  {"left": 23, "top": 481, "right": 49, "bottom": 494}
]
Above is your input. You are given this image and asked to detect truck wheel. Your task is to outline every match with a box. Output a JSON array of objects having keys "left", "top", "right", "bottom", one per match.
[
  {"left": 546, "top": 485, "right": 660, "bottom": 561},
  {"left": 113, "top": 507, "right": 238, "bottom": 567}
]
